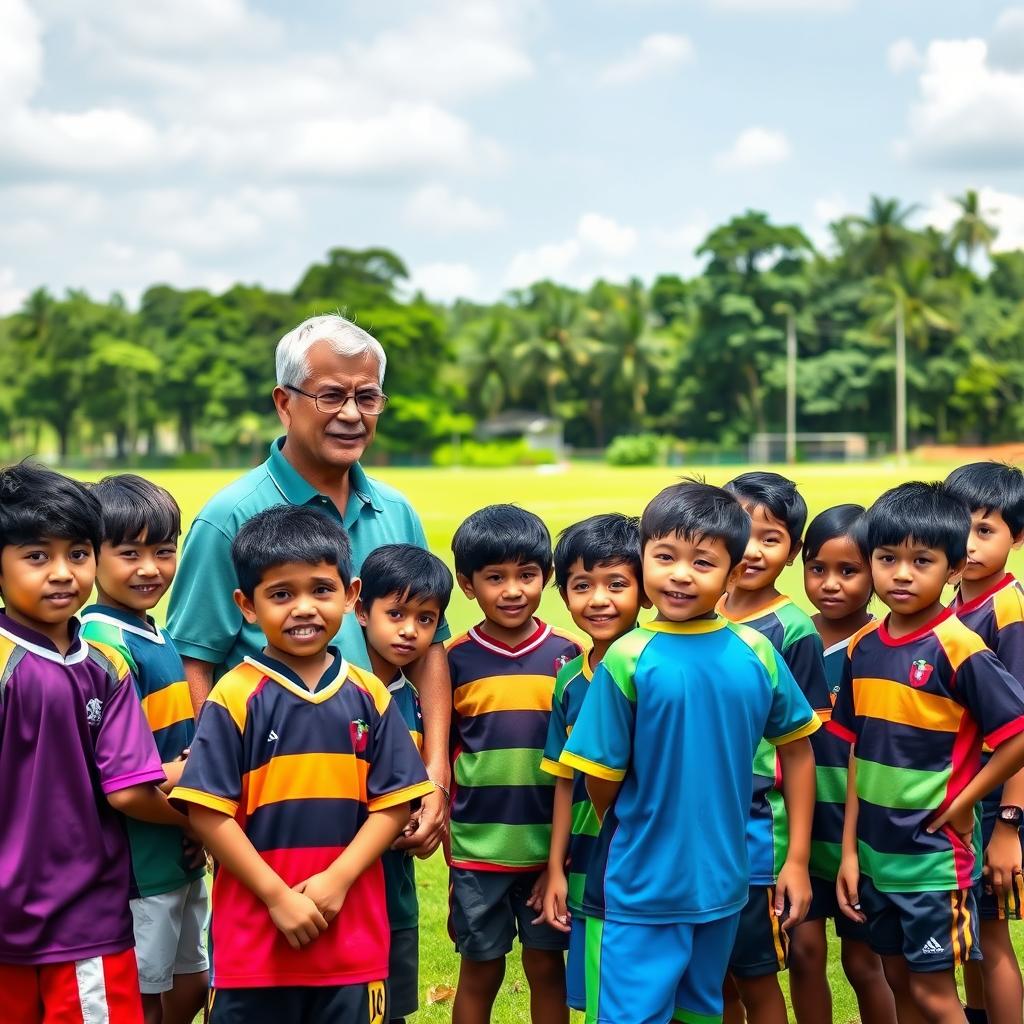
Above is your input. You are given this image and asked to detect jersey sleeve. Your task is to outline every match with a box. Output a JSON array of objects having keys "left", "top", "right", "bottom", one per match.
[
  {"left": 783, "top": 630, "right": 832, "bottom": 714},
  {"left": 365, "top": 697, "right": 434, "bottom": 812},
  {"left": 171, "top": 691, "right": 245, "bottom": 817},
  {"left": 166, "top": 517, "right": 241, "bottom": 665},
  {"left": 540, "top": 669, "right": 574, "bottom": 779},
  {"left": 94, "top": 666, "right": 165, "bottom": 794},
  {"left": 764, "top": 655, "right": 820, "bottom": 746},
  {"left": 955, "top": 648, "right": 1024, "bottom": 749},
  {"left": 826, "top": 654, "right": 857, "bottom": 744},
  {"left": 81, "top": 620, "right": 138, "bottom": 677},
  {"left": 993, "top": 590, "right": 1024, "bottom": 682},
  {"left": 560, "top": 662, "right": 635, "bottom": 782}
]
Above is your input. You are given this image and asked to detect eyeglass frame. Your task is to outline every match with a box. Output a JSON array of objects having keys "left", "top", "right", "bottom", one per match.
[{"left": 283, "top": 383, "right": 389, "bottom": 416}]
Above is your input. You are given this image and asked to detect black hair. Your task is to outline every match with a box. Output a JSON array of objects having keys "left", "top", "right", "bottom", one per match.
[
  {"left": 802, "top": 504, "right": 868, "bottom": 564},
  {"left": 554, "top": 514, "right": 642, "bottom": 591},
  {"left": 0, "top": 461, "right": 102, "bottom": 553},
  {"left": 864, "top": 481, "right": 971, "bottom": 566},
  {"left": 91, "top": 473, "right": 181, "bottom": 547},
  {"left": 724, "top": 471, "right": 807, "bottom": 549},
  {"left": 231, "top": 505, "right": 352, "bottom": 597},
  {"left": 945, "top": 461, "right": 1024, "bottom": 537},
  {"left": 641, "top": 480, "right": 751, "bottom": 568},
  {"left": 451, "top": 504, "right": 553, "bottom": 580},
  {"left": 359, "top": 544, "right": 454, "bottom": 616}
]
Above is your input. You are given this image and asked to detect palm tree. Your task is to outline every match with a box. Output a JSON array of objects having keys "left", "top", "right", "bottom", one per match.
[
  {"left": 850, "top": 196, "right": 920, "bottom": 278},
  {"left": 948, "top": 189, "right": 998, "bottom": 271}
]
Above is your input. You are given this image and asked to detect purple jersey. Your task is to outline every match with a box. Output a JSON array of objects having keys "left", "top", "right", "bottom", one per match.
[{"left": 0, "top": 612, "right": 164, "bottom": 965}]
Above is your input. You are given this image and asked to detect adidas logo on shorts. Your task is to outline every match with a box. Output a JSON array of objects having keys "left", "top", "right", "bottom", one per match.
[{"left": 920, "top": 936, "right": 944, "bottom": 955}]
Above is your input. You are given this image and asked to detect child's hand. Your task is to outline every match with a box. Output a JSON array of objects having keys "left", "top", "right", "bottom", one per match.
[
  {"left": 294, "top": 871, "right": 349, "bottom": 923},
  {"left": 775, "top": 860, "right": 810, "bottom": 931},
  {"left": 267, "top": 889, "right": 328, "bottom": 949},
  {"left": 836, "top": 855, "right": 865, "bottom": 924},
  {"left": 525, "top": 870, "right": 548, "bottom": 912},
  {"left": 984, "top": 826, "right": 1023, "bottom": 898},
  {"left": 926, "top": 799, "right": 974, "bottom": 841},
  {"left": 182, "top": 832, "right": 207, "bottom": 871},
  {"left": 533, "top": 869, "right": 571, "bottom": 932},
  {"left": 392, "top": 809, "right": 420, "bottom": 850}
]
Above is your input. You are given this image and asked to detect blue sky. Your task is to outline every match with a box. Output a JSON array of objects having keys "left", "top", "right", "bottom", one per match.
[{"left": 1, "top": 0, "right": 1022, "bottom": 310}]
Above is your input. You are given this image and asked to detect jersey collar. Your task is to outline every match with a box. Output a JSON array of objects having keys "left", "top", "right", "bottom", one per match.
[
  {"left": 469, "top": 618, "right": 551, "bottom": 658},
  {"left": 79, "top": 604, "right": 164, "bottom": 644},
  {"left": 716, "top": 594, "right": 790, "bottom": 624},
  {"left": 0, "top": 610, "right": 88, "bottom": 664},
  {"left": 877, "top": 606, "right": 955, "bottom": 647},
  {"left": 387, "top": 669, "right": 413, "bottom": 693},
  {"left": 644, "top": 614, "right": 728, "bottom": 635},
  {"left": 952, "top": 573, "right": 1017, "bottom": 616},
  {"left": 245, "top": 646, "right": 347, "bottom": 703}
]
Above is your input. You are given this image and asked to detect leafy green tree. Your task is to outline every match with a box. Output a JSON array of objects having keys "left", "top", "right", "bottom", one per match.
[{"left": 948, "top": 189, "right": 998, "bottom": 271}]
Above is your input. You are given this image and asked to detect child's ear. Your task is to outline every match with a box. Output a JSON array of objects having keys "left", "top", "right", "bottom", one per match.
[
  {"left": 726, "top": 562, "right": 745, "bottom": 592},
  {"left": 233, "top": 589, "right": 258, "bottom": 624},
  {"left": 640, "top": 591, "right": 653, "bottom": 610},
  {"left": 947, "top": 558, "right": 967, "bottom": 585},
  {"left": 786, "top": 538, "right": 803, "bottom": 567},
  {"left": 1013, "top": 530, "right": 1024, "bottom": 552},
  {"left": 344, "top": 577, "right": 361, "bottom": 615},
  {"left": 354, "top": 595, "right": 368, "bottom": 627},
  {"left": 456, "top": 572, "right": 476, "bottom": 600}
]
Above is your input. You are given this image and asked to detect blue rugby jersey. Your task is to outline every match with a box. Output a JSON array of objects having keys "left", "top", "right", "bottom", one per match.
[{"left": 561, "top": 618, "right": 819, "bottom": 925}]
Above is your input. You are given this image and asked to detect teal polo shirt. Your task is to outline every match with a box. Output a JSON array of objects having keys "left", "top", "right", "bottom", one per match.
[{"left": 166, "top": 437, "right": 449, "bottom": 675}]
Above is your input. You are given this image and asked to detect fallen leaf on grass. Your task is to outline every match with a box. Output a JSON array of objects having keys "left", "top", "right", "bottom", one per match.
[{"left": 426, "top": 985, "right": 456, "bottom": 1004}]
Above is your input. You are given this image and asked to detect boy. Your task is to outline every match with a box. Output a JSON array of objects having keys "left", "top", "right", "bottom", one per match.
[
  {"left": 171, "top": 505, "right": 434, "bottom": 1023},
  {"left": 720, "top": 471, "right": 832, "bottom": 1023},
  {"left": 81, "top": 475, "right": 208, "bottom": 1024},
  {"left": 946, "top": 462, "right": 1024, "bottom": 1024},
  {"left": 355, "top": 543, "right": 455, "bottom": 1024},
  {"left": 447, "top": 504, "right": 583, "bottom": 1024},
  {"left": 0, "top": 463, "right": 189, "bottom": 1024},
  {"left": 537, "top": 513, "right": 647, "bottom": 1015},
  {"left": 560, "top": 481, "right": 820, "bottom": 1024},
  {"left": 832, "top": 481, "right": 1024, "bottom": 1024}
]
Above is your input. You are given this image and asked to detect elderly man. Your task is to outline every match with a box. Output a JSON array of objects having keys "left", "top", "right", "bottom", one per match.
[{"left": 167, "top": 313, "right": 451, "bottom": 853}]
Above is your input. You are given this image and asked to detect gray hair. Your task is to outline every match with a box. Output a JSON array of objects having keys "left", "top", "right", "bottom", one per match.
[{"left": 275, "top": 314, "right": 387, "bottom": 388}]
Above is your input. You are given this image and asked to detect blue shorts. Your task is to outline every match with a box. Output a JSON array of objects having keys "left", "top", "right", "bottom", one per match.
[
  {"left": 728, "top": 885, "right": 789, "bottom": 978},
  {"left": 972, "top": 871, "right": 1024, "bottom": 921},
  {"left": 586, "top": 913, "right": 741, "bottom": 1024},
  {"left": 567, "top": 915, "right": 586, "bottom": 1013},
  {"left": 805, "top": 875, "right": 872, "bottom": 943}
]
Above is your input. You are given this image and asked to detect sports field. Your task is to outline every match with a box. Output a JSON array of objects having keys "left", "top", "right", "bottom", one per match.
[{"left": 92, "top": 459, "right": 1022, "bottom": 1024}]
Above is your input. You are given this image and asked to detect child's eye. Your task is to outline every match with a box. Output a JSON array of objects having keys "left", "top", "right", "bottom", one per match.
[
  {"left": 572, "top": 582, "right": 590, "bottom": 592},
  {"left": 25, "top": 551, "right": 46, "bottom": 562},
  {"left": 270, "top": 590, "right": 291, "bottom": 600},
  {"left": 387, "top": 609, "right": 404, "bottom": 619},
  {"left": 694, "top": 559, "right": 712, "bottom": 569},
  {"left": 157, "top": 548, "right": 177, "bottom": 558},
  {"left": 71, "top": 549, "right": 91, "bottom": 561},
  {"left": 418, "top": 614, "right": 436, "bottom": 626},
  {"left": 120, "top": 549, "right": 138, "bottom": 559}
]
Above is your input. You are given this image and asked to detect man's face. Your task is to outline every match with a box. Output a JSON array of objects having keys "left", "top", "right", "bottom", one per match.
[{"left": 274, "top": 340, "right": 381, "bottom": 472}]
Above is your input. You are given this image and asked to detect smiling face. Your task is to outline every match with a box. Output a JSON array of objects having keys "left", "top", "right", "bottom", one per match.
[
  {"left": 458, "top": 561, "right": 547, "bottom": 642},
  {"left": 643, "top": 533, "right": 742, "bottom": 622},
  {"left": 870, "top": 540, "right": 960, "bottom": 625},
  {"left": 962, "top": 508, "right": 1023, "bottom": 587},
  {"left": 96, "top": 534, "right": 178, "bottom": 616},
  {"left": 803, "top": 535, "right": 873, "bottom": 622},
  {"left": 0, "top": 537, "right": 96, "bottom": 644},
  {"left": 561, "top": 558, "right": 646, "bottom": 651},
  {"left": 735, "top": 503, "right": 799, "bottom": 593},
  {"left": 235, "top": 559, "right": 359, "bottom": 664},
  {"left": 356, "top": 590, "right": 442, "bottom": 673}
]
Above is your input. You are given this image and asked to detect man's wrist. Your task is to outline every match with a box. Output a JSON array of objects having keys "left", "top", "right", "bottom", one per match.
[{"left": 428, "top": 778, "right": 451, "bottom": 807}]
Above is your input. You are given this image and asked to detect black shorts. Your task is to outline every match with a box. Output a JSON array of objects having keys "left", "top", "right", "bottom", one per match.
[
  {"left": 858, "top": 877, "right": 980, "bottom": 973},
  {"left": 728, "top": 885, "right": 789, "bottom": 978},
  {"left": 209, "top": 980, "right": 388, "bottom": 1024},
  {"left": 448, "top": 868, "right": 569, "bottom": 962},
  {"left": 972, "top": 871, "right": 1024, "bottom": 922},
  {"left": 388, "top": 927, "right": 418, "bottom": 1020},
  {"left": 804, "top": 875, "right": 872, "bottom": 943}
]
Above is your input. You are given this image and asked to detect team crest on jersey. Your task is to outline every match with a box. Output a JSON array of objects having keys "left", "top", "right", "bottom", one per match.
[
  {"left": 350, "top": 718, "right": 370, "bottom": 753},
  {"left": 554, "top": 654, "right": 570, "bottom": 674},
  {"left": 909, "top": 659, "right": 933, "bottom": 688},
  {"left": 85, "top": 697, "right": 104, "bottom": 725}
]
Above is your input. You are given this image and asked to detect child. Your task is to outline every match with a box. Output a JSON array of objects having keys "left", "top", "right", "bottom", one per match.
[
  {"left": 832, "top": 481, "right": 1024, "bottom": 1023},
  {"left": 560, "top": 481, "right": 820, "bottom": 1024},
  {"left": 536, "top": 513, "right": 647, "bottom": 1016},
  {"left": 946, "top": 462, "right": 1024, "bottom": 1024},
  {"left": 720, "top": 472, "right": 832, "bottom": 1024},
  {"left": 447, "top": 504, "right": 583, "bottom": 1024},
  {"left": 355, "top": 543, "right": 454, "bottom": 1024},
  {"left": 0, "top": 463, "right": 188, "bottom": 1024},
  {"left": 795, "top": 505, "right": 896, "bottom": 1024},
  {"left": 81, "top": 475, "right": 208, "bottom": 1024},
  {"left": 171, "top": 505, "right": 434, "bottom": 1023}
]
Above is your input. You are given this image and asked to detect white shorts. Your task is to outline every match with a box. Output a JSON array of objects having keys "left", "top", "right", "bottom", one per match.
[{"left": 130, "top": 879, "right": 209, "bottom": 994}]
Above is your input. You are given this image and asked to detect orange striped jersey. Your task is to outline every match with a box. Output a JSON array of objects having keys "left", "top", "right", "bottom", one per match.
[
  {"left": 172, "top": 650, "right": 433, "bottom": 988},
  {"left": 828, "top": 609, "right": 1024, "bottom": 893},
  {"left": 447, "top": 619, "right": 584, "bottom": 872}
]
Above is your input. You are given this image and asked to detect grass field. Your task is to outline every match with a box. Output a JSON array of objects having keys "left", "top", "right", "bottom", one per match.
[{"left": 75, "top": 459, "right": 1024, "bottom": 1023}]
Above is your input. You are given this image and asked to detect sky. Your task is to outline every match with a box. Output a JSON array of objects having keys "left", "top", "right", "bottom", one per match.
[{"left": 1, "top": 0, "right": 1023, "bottom": 311}]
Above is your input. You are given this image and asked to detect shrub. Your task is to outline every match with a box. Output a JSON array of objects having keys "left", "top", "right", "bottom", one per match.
[
  {"left": 432, "top": 438, "right": 557, "bottom": 468},
  {"left": 606, "top": 433, "right": 666, "bottom": 466}
]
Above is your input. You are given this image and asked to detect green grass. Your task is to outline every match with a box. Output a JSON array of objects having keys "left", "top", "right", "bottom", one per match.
[{"left": 81, "top": 459, "right": 1023, "bottom": 1023}]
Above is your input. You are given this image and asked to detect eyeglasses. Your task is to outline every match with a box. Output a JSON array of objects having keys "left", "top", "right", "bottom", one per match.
[{"left": 284, "top": 384, "right": 389, "bottom": 416}]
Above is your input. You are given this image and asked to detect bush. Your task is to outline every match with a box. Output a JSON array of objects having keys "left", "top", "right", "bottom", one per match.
[
  {"left": 432, "top": 438, "right": 557, "bottom": 468},
  {"left": 606, "top": 433, "right": 667, "bottom": 466}
]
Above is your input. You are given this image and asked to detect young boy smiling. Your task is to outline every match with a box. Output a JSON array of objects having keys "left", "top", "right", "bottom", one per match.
[
  {"left": 447, "top": 504, "right": 583, "bottom": 1024},
  {"left": 560, "top": 481, "right": 819, "bottom": 1024},
  {"left": 172, "top": 506, "right": 433, "bottom": 1023},
  {"left": 832, "top": 482, "right": 1024, "bottom": 1024}
]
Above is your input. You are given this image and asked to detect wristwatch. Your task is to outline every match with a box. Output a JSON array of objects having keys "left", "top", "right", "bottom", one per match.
[{"left": 997, "top": 805, "right": 1024, "bottom": 828}]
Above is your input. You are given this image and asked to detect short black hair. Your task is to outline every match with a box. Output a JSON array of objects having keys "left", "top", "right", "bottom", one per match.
[
  {"left": 724, "top": 471, "right": 807, "bottom": 549},
  {"left": 554, "top": 514, "right": 642, "bottom": 591},
  {"left": 945, "top": 461, "right": 1024, "bottom": 537},
  {"left": 641, "top": 480, "right": 750, "bottom": 568},
  {"left": 359, "top": 544, "right": 454, "bottom": 616},
  {"left": 452, "top": 504, "right": 553, "bottom": 580},
  {"left": 0, "top": 461, "right": 102, "bottom": 553},
  {"left": 232, "top": 505, "right": 352, "bottom": 597},
  {"left": 802, "top": 504, "right": 868, "bottom": 564},
  {"left": 91, "top": 473, "right": 181, "bottom": 547},
  {"left": 864, "top": 481, "right": 971, "bottom": 566}
]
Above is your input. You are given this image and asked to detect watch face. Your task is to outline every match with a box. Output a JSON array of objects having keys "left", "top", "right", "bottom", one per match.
[{"left": 999, "top": 806, "right": 1024, "bottom": 826}]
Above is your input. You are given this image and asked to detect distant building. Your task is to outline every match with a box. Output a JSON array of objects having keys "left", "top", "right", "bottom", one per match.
[{"left": 477, "top": 410, "right": 566, "bottom": 460}]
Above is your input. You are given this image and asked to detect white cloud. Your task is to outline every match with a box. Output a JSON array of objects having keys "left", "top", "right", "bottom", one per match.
[
  {"left": 0, "top": 268, "right": 27, "bottom": 315},
  {"left": 707, "top": 0, "right": 853, "bottom": 11},
  {"left": 405, "top": 184, "right": 504, "bottom": 232},
  {"left": 651, "top": 220, "right": 707, "bottom": 253},
  {"left": 506, "top": 239, "right": 582, "bottom": 288},
  {"left": 577, "top": 212, "right": 638, "bottom": 257},
  {"left": 896, "top": 38, "right": 1024, "bottom": 167},
  {"left": 808, "top": 193, "right": 849, "bottom": 251},
  {"left": 888, "top": 38, "right": 923, "bottom": 74},
  {"left": 602, "top": 33, "right": 694, "bottom": 84},
  {"left": 714, "top": 126, "right": 791, "bottom": 169},
  {"left": 410, "top": 262, "right": 483, "bottom": 303},
  {"left": 989, "top": 7, "right": 1024, "bottom": 71},
  {"left": 0, "top": 0, "right": 42, "bottom": 108},
  {"left": 923, "top": 186, "right": 1024, "bottom": 252}
]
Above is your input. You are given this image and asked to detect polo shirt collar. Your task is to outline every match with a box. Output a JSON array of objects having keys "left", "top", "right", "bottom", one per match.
[{"left": 266, "top": 437, "right": 384, "bottom": 516}]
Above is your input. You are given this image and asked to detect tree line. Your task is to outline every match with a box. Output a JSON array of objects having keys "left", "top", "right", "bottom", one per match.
[{"left": 2, "top": 191, "right": 1023, "bottom": 464}]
